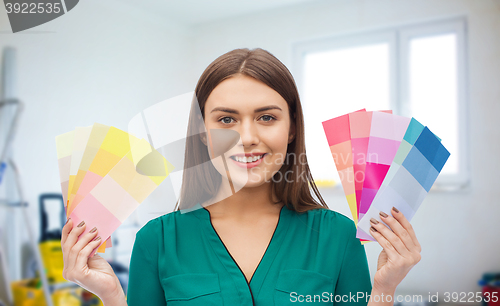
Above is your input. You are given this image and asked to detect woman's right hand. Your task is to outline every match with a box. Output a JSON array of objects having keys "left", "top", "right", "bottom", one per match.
[{"left": 61, "top": 218, "right": 126, "bottom": 304}]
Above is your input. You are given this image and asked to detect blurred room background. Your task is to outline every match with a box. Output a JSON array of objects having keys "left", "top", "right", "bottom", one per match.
[{"left": 0, "top": 0, "right": 499, "bottom": 305}]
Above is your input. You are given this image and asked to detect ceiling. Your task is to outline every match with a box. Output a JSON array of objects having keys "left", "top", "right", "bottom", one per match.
[
  {"left": 117, "top": 0, "right": 321, "bottom": 27},
  {"left": 110, "top": 0, "right": 500, "bottom": 32},
  {"left": 492, "top": 0, "right": 500, "bottom": 10}
]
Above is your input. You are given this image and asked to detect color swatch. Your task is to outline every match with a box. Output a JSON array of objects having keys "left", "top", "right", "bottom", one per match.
[
  {"left": 322, "top": 111, "right": 450, "bottom": 243},
  {"left": 56, "top": 124, "right": 174, "bottom": 255},
  {"left": 322, "top": 109, "right": 362, "bottom": 225}
]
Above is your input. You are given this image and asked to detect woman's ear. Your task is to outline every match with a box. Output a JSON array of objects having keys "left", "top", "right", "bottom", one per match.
[
  {"left": 200, "top": 133, "right": 207, "bottom": 146},
  {"left": 196, "top": 112, "right": 208, "bottom": 146},
  {"left": 197, "top": 120, "right": 208, "bottom": 147},
  {"left": 288, "top": 121, "right": 296, "bottom": 144}
]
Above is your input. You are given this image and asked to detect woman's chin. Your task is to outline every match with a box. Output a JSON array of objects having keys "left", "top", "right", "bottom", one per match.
[{"left": 229, "top": 175, "right": 270, "bottom": 189}]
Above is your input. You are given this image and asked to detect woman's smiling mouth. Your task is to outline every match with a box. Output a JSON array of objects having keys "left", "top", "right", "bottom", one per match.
[{"left": 229, "top": 153, "right": 267, "bottom": 168}]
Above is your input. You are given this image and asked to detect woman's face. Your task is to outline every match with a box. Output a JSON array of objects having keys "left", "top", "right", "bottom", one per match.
[{"left": 203, "top": 74, "right": 295, "bottom": 188}]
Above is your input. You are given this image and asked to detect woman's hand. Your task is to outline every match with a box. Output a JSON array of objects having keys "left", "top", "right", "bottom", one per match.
[
  {"left": 369, "top": 207, "right": 422, "bottom": 293},
  {"left": 61, "top": 218, "right": 125, "bottom": 304}
]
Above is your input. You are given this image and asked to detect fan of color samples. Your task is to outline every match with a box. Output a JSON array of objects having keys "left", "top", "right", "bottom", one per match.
[
  {"left": 322, "top": 110, "right": 450, "bottom": 244},
  {"left": 55, "top": 123, "right": 174, "bottom": 256}
]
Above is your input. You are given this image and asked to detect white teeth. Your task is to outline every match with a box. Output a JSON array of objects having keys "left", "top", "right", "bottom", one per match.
[{"left": 233, "top": 154, "right": 264, "bottom": 163}]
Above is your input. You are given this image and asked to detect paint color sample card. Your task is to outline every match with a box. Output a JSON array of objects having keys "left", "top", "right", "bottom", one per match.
[
  {"left": 56, "top": 123, "right": 174, "bottom": 255},
  {"left": 322, "top": 109, "right": 364, "bottom": 225},
  {"left": 322, "top": 111, "right": 450, "bottom": 244},
  {"left": 348, "top": 111, "right": 372, "bottom": 223},
  {"left": 56, "top": 130, "right": 76, "bottom": 215},
  {"left": 359, "top": 112, "right": 411, "bottom": 221},
  {"left": 356, "top": 126, "right": 450, "bottom": 241},
  {"left": 69, "top": 125, "right": 141, "bottom": 215},
  {"left": 348, "top": 110, "right": 394, "bottom": 224}
]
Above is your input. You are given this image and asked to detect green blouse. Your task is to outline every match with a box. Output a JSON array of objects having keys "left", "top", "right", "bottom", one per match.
[{"left": 126, "top": 203, "right": 372, "bottom": 305}]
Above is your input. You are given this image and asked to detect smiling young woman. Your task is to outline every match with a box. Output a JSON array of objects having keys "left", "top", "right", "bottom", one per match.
[
  {"left": 174, "top": 48, "right": 328, "bottom": 215},
  {"left": 60, "top": 48, "right": 422, "bottom": 306}
]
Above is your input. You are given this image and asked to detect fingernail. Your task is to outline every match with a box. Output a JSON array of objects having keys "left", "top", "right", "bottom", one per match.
[
  {"left": 379, "top": 211, "right": 388, "bottom": 218},
  {"left": 77, "top": 221, "right": 85, "bottom": 227},
  {"left": 93, "top": 236, "right": 101, "bottom": 241},
  {"left": 65, "top": 218, "right": 71, "bottom": 225},
  {"left": 370, "top": 218, "right": 379, "bottom": 224},
  {"left": 392, "top": 206, "right": 399, "bottom": 213},
  {"left": 370, "top": 226, "right": 377, "bottom": 232},
  {"left": 90, "top": 227, "right": 97, "bottom": 233}
]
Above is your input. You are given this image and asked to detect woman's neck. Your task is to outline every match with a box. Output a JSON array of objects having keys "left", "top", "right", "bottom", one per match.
[{"left": 201, "top": 179, "right": 283, "bottom": 220}]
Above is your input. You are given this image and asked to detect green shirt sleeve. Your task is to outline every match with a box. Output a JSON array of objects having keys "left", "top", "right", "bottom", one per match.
[
  {"left": 127, "top": 228, "right": 166, "bottom": 306},
  {"left": 334, "top": 220, "right": 373, "bottom": 306}
]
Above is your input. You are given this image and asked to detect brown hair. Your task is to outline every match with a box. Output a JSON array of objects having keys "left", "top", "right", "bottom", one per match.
[{"left": 174, "top": 48, "right": 328, "bottom": 213}]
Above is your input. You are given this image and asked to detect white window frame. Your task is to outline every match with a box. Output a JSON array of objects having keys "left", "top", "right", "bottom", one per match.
[{"left": 291, "top": 16, "right": 470, "bottom": 192}]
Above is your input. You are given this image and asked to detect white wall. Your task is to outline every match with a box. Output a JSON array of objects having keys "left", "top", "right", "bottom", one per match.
[
  {"left": 0, "top": 0, "right": 193, "bottom": 278},
  {"left": 188, "top": 0, "right": 500, "bottom": 298}
]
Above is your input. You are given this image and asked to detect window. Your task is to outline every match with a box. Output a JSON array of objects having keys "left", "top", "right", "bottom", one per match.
[{"left": 292, "top": 17, "right": 468, "bottom": 190}]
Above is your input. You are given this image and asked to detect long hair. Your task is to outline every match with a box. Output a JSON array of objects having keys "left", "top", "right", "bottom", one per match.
[{"left": 174, "top": 48, "right": 328, "bottom": 213}]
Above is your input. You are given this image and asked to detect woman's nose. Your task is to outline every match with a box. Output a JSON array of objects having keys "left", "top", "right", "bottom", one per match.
[{"left": 237, "top": 120, "right": 259, "bottom": 147}]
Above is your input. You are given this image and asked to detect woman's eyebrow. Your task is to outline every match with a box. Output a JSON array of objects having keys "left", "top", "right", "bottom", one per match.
[{"left": 210, "top": 105, "right": 282, "bottom": 114}]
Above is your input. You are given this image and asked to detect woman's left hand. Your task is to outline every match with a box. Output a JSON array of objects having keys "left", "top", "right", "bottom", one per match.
[{"left": 369, "top": 207, "right": 422, "bottom": 293}]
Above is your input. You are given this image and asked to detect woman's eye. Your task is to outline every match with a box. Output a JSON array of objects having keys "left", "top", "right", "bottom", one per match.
[
  {"left": 218, "top": 115, "right": 275, "bottom": 124},
  {"left": 260, "top": 115, "right": 276, "bottom": 122},
  {"left": 219, "top": 117, "right": 234, "bottom": 124}
]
